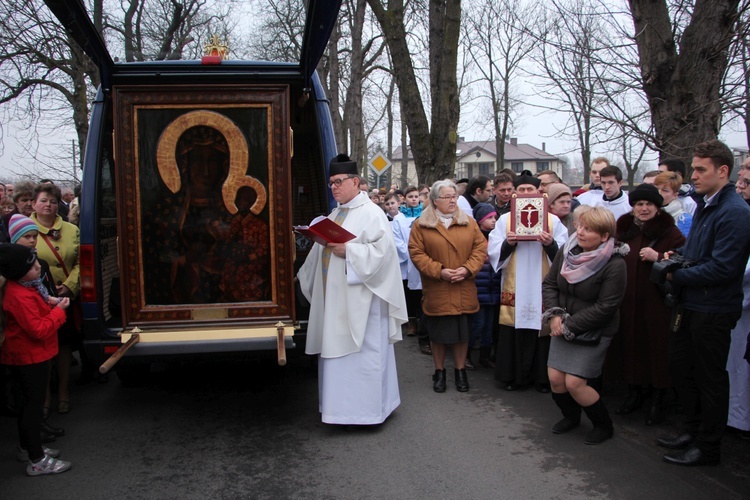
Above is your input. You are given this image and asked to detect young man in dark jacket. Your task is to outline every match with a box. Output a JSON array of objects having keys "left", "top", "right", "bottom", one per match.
[{"left": 658, "top": 140, "right": 750, "bottom": 466}]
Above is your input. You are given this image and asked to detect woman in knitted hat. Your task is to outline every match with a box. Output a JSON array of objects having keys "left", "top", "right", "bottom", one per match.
[
  {"left": 612, "top": 183, "right": 685, "bottom": 425},
  {"left": 547, "top": 183, "right": 575, "bottom": 235},
  {"left": 0, "top": 243, "right": 71, "bottom": 475}
]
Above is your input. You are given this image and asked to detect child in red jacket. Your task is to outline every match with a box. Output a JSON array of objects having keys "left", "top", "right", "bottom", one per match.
[{"left": 0, "top": 243, "right": 71, "bottom": 476}]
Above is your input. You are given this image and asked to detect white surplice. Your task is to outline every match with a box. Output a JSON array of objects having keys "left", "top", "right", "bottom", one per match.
[
  {"left": 298, "top": 191, "right": 407, "bottom": 424},
  {"left": 728, "top": 258, "right": 750, "bottom": 431},
  {"left": 488, "top": 212, "right": 569, "bottom": 330}
]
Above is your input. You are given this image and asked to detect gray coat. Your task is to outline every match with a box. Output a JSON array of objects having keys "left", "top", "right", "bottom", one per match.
[{"left": 542, "top": 244, "right": 628, "bottom": 339}]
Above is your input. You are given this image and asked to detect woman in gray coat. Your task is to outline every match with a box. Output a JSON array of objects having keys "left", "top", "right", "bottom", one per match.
[{"left": 542, "top": 207, "right": 628, "bottom": 445}]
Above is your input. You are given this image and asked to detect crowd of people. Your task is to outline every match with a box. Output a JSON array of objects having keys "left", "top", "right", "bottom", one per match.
[
  {"left": 310, "top": 139, "right": 749, "bottom": 468},
  {"left": 3, "top": 138, "right": 750, "bottom": 477},
  {"left": 0, "top": 179, "right": 85, "bottom": 476}
]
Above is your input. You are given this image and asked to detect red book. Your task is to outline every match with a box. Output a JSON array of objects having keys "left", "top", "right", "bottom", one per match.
[{"left": 294, "top": 216, "right": 356, "bottom": 246}]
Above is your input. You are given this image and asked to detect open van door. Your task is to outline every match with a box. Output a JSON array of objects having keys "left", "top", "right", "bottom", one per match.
[{"left": 41, "top": 0, "right": 342, "bottom": 370}]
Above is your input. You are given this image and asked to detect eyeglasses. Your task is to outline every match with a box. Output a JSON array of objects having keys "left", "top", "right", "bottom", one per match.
[
  {"left": 437, "top": 195, "right": 458, "bottom": 201},
  {"left": 328, "top": 176, "right": 355, "bottom": 188},
  {"left": 736, "top": 178, "right": 750, "bottom": 188},
  {"left": 539, "top": 181, "right": 558, "bottom": 187}
]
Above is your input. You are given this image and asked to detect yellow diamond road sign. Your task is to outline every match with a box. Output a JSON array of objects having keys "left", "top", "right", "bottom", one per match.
[{"left": 368, "top": 152, "right": 392, "bottom": 175}]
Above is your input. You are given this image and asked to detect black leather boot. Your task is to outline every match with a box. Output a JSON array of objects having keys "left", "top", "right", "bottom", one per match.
[
  {"left": 583, "top": 399, "right": 614, "bottom": 445},
  {"left": 551, "top": 391, "right": 581, "bottom": 434},
  {"left": 615, "top": 385, "right": 643, "bottom": 415},
  {"left": 432, "top": 369, "right": 446, "bottom": 393},
  {"left": 479, "top": 347, "right": 495, "bottom": 369},
  {"left": 455, "top": 368, "right": 469, "bottom": 392},
  {"left": 645, "top": 389, "right": 666, "bottom": 426}
]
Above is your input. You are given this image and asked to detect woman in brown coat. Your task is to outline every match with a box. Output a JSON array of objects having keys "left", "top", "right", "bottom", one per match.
[
  {"left": 613, "top": 183, "right": 686, "bottom": 424},
  {"left": 409, "top": 180, "right": 487, "bottom": 393}
]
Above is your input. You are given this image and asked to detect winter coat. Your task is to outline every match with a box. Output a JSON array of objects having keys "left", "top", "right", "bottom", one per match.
[
  {"left": 409, "top": 204, "right": 487, "bottom": 317},
  {"left": 1, "top": 280, "right": 65, "bottom": 365},
  {"left": 31, "top": 213, "right": 80, "bottom": 297},
  {"left": 672, "top": 183, "right": 750, "bottom": 313},
  {"left": 542, "top": 242, "right": 628, "bottom": 340},
  {"left": 475, "top": 240, "right": 502, "bottom": 306},
  {"left": 612, "top": 211, "right": 686, "bottom": 387}
]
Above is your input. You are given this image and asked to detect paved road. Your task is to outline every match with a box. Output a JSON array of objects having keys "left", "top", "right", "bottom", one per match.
[{"left": 1, "top": 338, "right": 747, "bottom": 499}]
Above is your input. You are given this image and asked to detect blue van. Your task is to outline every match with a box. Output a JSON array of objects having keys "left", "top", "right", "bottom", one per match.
[{"left": 43, "top": 0, "right": 342, "bottom": 375}]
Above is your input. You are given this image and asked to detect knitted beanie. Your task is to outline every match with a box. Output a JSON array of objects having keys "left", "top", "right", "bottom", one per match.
[
  {"left": 473, "top": 202, "right": 497, "bottom": 224},
  {"left": 9, "top": 214, "right": 39, "bottom": 244},
  {"left": 0, "top": 243, "right": 37, "bottom": 281},
  {"left": 547, "top": 183, "right": 572, "bottom": 205}
]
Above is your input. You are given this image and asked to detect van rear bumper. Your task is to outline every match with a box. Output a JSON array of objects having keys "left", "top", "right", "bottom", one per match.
[{"left": 84, "top": 325, "right": 298, "bottom": 361}]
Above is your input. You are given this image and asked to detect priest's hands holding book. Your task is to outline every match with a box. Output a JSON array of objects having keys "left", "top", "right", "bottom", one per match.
[
  {"left": 440, "top": 266, "right": 469, "bottom": 283},
  {"left": 506, "top": 230, "right": 553, "bottom": 246},
  {"left": 326, "top": 241, "right": 348, "bottom": 258}
]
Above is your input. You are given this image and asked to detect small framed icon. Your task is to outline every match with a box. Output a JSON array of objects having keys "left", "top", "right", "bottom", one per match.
[{"left": 510, "top": 194, "right": 549, "bottom": 240}]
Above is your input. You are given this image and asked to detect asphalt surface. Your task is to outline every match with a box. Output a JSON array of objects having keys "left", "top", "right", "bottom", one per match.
[{"left": 1, "top": 337, "right": 748, "bottom": 499}]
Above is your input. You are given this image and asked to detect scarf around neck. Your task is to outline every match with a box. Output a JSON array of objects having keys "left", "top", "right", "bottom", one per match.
[
  {"left": 560, "top": 234, "right": 615, "bottom": 284},
  {"left": 435, "top": 209, "right": 454, "bottom": 228},
  {"left": 663, "top": 199, "right": 685, "bottom": 219},
  {"left": 18, "top": 277, "right": 50, "bottom": 302}
]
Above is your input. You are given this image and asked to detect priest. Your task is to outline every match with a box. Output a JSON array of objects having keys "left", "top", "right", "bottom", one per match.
[
  {"left": 297, "top": 154, "right": 408, "bottom": 425},
  {"left": 488, "top": 172, "right": 570, "bottom": 392}
]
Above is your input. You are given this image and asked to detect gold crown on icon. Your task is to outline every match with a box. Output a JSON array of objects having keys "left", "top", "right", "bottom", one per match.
[{"left": 204, "top": 34, "right": 230, "bottom": 59}]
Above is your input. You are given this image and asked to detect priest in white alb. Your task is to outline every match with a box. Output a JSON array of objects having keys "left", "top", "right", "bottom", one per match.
[
  {"left": 297, "top": 154, "right": 408, "bottom": 425},
  {"left": 488, "top": 172, "right": 570, "bottom": 392}
]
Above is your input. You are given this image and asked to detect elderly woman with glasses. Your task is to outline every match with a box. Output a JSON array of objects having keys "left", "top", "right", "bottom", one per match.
[{"left": 409, "top": 180, "right": 487, "bottom": 392}]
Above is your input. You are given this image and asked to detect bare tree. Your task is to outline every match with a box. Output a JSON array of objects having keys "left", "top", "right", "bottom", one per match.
[
  {"left": 462, "top": 0, "right": 536, "bottom": 169},
  {"left": 628, "top": 0, "right": 742, "bottom": 164},
  {"left": 529, "top": 0, "right": 619, "bottom": 182},
  {"left": 719, "top": 2, "right": 750, "bottom": 149},
  {"left": 367, "top": 0, "right": 461, "bottom": 184},
  {"left": 0, "top": 0, "right": 231, "bottom": 181},
  {"left": 245, "top": 0, "right": 305, "bottom": 62},
  {"left": 0, "top": 0, "right": 99, "bottom": 180}
]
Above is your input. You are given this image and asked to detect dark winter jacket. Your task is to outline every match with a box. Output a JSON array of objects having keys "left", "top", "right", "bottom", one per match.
[
  {"left": 542, "top": 242, "right": 628, "bottom": 340},
  {"left": 475, "top": 239, "right": 502, "bottom": 306},
  {"left": 672, "top": 183, "right": 750, "bottom": 313},
  {"left": 614, "top": 210, "right": 685, "bottom": 386}
]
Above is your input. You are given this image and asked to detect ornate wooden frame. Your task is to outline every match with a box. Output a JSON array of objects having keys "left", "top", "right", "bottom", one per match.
[
  {"left": 510, "top": 193, "right": 549, "bottom": 240},
  {"left": 113, "top": 85, "right": 293, "bottom": 328}
]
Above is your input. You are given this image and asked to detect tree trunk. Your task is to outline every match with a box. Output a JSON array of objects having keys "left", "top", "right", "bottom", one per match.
[
  {"left": 629, "top": 0, "right": 740, "bottom": 168},
  {"left": 367, "top": 0, "right": 461, "bottom": 185},
  {"left": 345, "top": 0, "right": 367, "bottom": 168}
]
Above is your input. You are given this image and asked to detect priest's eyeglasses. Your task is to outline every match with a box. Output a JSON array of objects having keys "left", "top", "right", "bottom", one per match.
[{"left": 328, "top": 176, "right": 356, "bottom": 188}]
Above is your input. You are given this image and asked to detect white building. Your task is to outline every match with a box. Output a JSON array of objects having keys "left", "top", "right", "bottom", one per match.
[{"left": 389, "top": 138, "right": 564, "bottom": 187}]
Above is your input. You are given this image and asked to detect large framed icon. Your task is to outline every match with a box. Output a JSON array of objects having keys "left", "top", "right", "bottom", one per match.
[
  {"left": 113, "top": 85, "right": 293, "bottom": 327},
  {"left": 510, "top": 194, "right": 549, "bottom": 240}
]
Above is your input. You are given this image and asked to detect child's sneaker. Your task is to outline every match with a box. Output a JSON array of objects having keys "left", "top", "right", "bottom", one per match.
[
  {"left": 26, "top": 455, "right": 71, "bottom": 476},
  {"left": 17, "top": 446, "right": 60, "bottom": 462}
]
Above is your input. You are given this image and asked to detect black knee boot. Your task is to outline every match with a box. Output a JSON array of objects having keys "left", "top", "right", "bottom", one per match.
[
  {"left": 582, "top": 399, "right": 614, "bottom": 445},
  {"left": 551, "top": 392, "right": 581, "bottom": 434}
]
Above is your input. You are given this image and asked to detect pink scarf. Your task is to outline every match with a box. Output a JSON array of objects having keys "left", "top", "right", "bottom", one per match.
[{"left": 560, "top": 235, "right": 614, "bottom": 284}]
